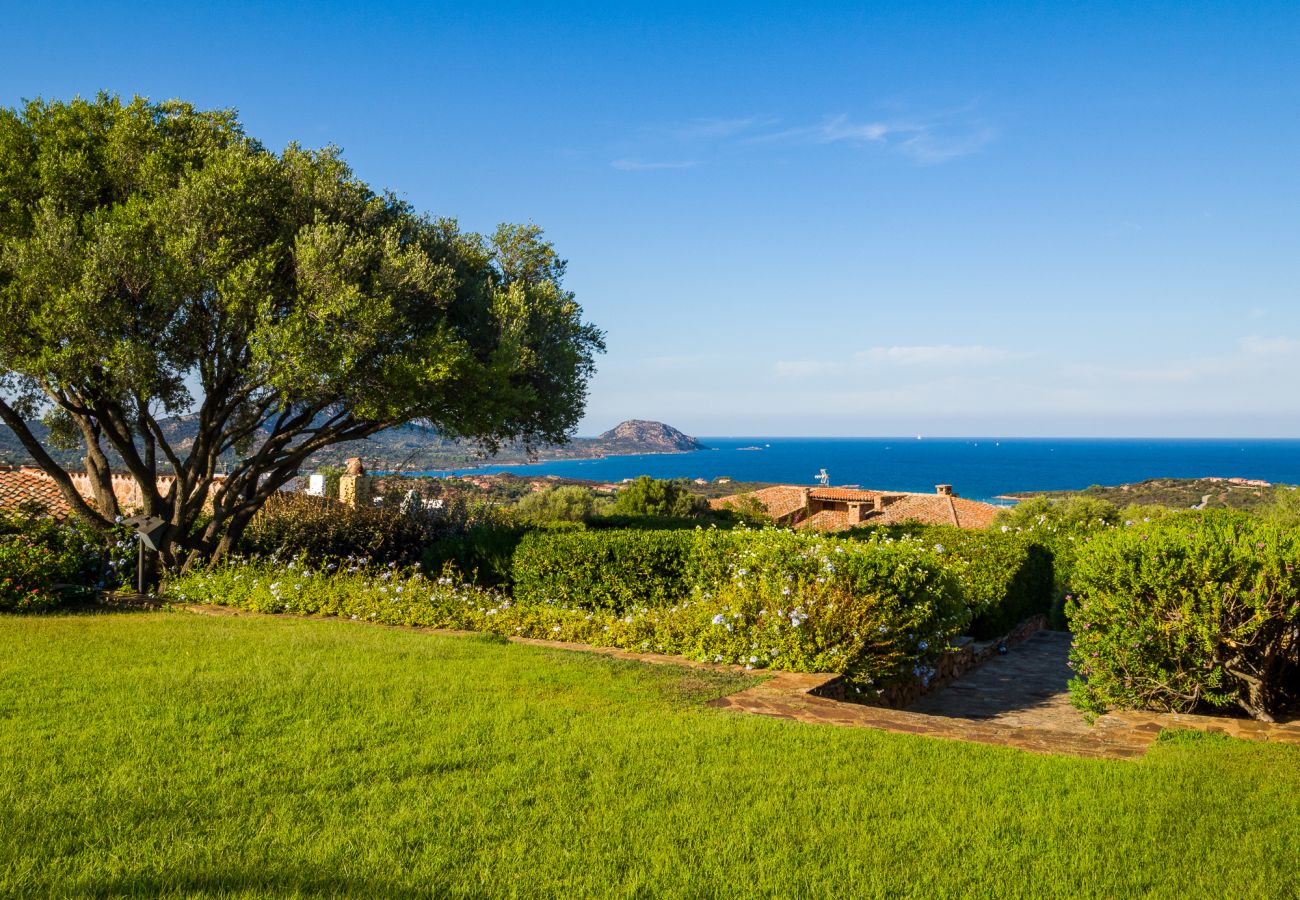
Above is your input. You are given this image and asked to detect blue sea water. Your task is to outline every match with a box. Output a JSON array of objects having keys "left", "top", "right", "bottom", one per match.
[{"left": 420, "top": 438, "right": 1300, "bottom": 503}]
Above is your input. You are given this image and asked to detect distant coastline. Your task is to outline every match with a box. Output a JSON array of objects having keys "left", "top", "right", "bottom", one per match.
[{"left": 401, "top": 437, "right": 1300, "bottom": 503}]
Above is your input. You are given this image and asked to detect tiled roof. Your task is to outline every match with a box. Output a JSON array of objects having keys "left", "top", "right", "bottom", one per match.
[
  {"left": 710, "top": 485, "right": 808, "bottom": 521},
  {"left": 0, "top": 469, "right": 73, "bottom": 519},
  {"left": 874, "top": 494, "right": 1001, "bottom": 529},
  {"left": 808, "top": 487, "right": 879, "bottom": 502},
  {"left": 793, "top": 509, "right": 851, "bottom": 531},
  {"left": 710, "top": 483, "right": 1002, "bottom": 532}
]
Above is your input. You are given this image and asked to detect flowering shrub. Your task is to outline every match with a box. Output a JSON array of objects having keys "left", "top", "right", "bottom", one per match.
[
  {"left": 512, "top": 529, "right": 698, "bottom": 610},
  {"left": 0, "top": 536, "right": 76, "bottom": 611},
  {"left": 1067, "top": 511, "right": 1300, "bottom": 722},
  {"left": 0, "top": 510, "right": 131, "bottom": 611},
  {"left": 165, "top": 543, "right": 964, "bottom": 694},
  {"left": 241, "top": 493, "right": 496, "bottom": 566},
  {"left": 844, "top": 525, "right": 1054, "bottom": 638}
]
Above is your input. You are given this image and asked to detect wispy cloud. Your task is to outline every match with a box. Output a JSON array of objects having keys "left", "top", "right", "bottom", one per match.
[
  {"left": 610, "top": 158, "right": 700, "bottom": 172},
  {"left": 1238, "top": 335, "right": 1300, "bottom": 356},
  {"left": 746, "top": 109, "right": 994, "bottom": 164},
  {"left": 611, "top": 104, "right": 994, "bottom": 170},
  {"left": 661, "top": 116, "right": 777, "bottom": 141},
  {"left": 856, "top": 344, "right": 1012, "bottom": 366},
  {"left": 773, "top": 359, "right": 841, "bottom": 378}
]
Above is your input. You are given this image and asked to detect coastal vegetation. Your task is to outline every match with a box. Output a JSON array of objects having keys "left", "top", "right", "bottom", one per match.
[{"left": 1008, "top": 476, "right": 1296, "bottom": 514}]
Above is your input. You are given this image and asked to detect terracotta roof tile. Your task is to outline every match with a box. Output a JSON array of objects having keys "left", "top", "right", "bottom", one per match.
[
  {"left": 710, "top": 483, "right": 1001, "bottom": 532},
  {"left": 874, "top": 494, "right": 1001, "bottom": 529},
  {"left": 711, "top": 485, "right": 809, "bottom": 521},
  {"left": 0, "top": 470, "right": 73, "bottom": 519},
  {"left": 808, "top": 487, "right": 880, "bottom": 502},
  {"left": 793, "top": 509, "right": 851, "bottom": 531}
]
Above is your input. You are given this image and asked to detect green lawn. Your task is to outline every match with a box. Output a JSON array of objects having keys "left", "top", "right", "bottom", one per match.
[{"left": 1, "top": 612, "right": 1297, "bottom": 898}]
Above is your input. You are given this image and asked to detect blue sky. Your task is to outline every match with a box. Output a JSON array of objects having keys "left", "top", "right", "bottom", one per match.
[{"left": 4, "top": 1, "right": 1299, "bottom": 436}]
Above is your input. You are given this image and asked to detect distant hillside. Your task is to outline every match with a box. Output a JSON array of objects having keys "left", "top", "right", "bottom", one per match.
[
  {"left": 0, "top": 417, "right": 706, "bottom": 473},
  {"left": 1005, "top": 477, "right": 1294, "bottom": 512},
  {"left": 593, "top": 420, "right": 704, "bottom": 454}
]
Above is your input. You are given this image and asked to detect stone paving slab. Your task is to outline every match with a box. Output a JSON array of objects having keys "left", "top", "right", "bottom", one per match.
[{"left": 178, "top": 605, "right": 1299, "bottom": 760}]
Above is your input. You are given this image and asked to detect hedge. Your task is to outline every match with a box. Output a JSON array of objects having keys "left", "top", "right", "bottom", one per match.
[
  {"left": 166, "top": 551, "right": 962, "bottom": 693},
  {"left": 844, "top": 524, "right": 1055, "bottom": 639},
  {"left": 1067, "top": 511, "right": 1300, "bottom": 722},
  {"left": 512, "top": 529, "right": 697, "bottom": 611}
]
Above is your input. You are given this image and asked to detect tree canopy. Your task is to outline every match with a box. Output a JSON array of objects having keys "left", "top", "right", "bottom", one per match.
[
  {"left": 0, "top": 94, "right": 603, "bottom": 568},
  {"left": 611, "top": 477, "right": 708, "bottom": 518}
]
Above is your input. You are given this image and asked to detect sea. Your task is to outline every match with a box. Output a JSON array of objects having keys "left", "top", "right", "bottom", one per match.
[{"left": 414, "top": 437, "right": 1300, "bottom": 503}]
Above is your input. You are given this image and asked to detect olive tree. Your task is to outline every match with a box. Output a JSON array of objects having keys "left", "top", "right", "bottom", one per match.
[{"left": 0, "top": 94, "right": 603, "bottom": 570}]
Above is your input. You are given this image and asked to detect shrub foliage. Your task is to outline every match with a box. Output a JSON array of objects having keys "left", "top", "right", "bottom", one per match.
[
  {"left": 844, "top": 525, "right": 1054, "bottom": 639},
  {"left": 512, "top": 529, "right": 698, "bottom": 611},
  {"left": 166, "top": 546, "right": 960, "bottom": 695},
  {"left": 1068, "top": 512, "right": 1300, "bottom": 722}
]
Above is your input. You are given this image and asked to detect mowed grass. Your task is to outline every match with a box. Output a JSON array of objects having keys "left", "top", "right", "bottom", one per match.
[{"left": 1, "top": 613, "right": 1297, "bottom": 899}]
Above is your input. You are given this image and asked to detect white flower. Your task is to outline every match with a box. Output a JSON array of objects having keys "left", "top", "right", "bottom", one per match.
[
  {"left": 711, "top": 613, "right": 727, "bottom": 626},
  {"left": 552, "top": 625, "right": 562, "bottom": 633}
]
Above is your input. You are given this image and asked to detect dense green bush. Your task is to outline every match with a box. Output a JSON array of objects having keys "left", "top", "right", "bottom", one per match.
[
  {"left": 0, "top": 510, "right": 127, "bottom": 610},
  {"left": 0, "top": 536, "right": 75, "bottom": 611},
  {"left": 421, "top": 523, "right": 586, "bottom": 589},
  {"left": 240, "top": 493, "right": 507, "bottom": 565},
  {"left": 844, "top": 525, "right": 1054, "bottom": 639},
  {"left": 1068, "top": 512, "right": 1300, "bottom": 722},
  {"left": 166, "top": 548, "right": 962, "bottom": 693},
  {"left": 612, "top": 476, "right": 709, "bottom": 518},
  {"left": 991, "top": 497, "right": 1121, "bottom": 628},
  {"left": 585, "top": 515, "right": 708, "bottom": 531},
  {"left": 512, "top": 529, "right": 697, "bottom": 611},
  {"left": 512, "top": 485, "right": 612, "bottom": 524}
]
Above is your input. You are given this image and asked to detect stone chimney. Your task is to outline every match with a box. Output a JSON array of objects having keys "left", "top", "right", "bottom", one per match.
[
  {"left": 935, "top": 484, "right": 954, "bottom": 497},
  {"left": 339, "top": 458, "right": 373, "bottom": 508},
  {"left": 847, "top": 501, "right": 869, "bottom": 524}
]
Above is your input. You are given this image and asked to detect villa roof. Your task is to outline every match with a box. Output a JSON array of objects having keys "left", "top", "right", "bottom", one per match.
[
  {"left": 875, "top": 494, "right": 1001, "bottom": 529},
  {"left": 807, "top": 487, "right": 879, "bottom": 502},
  {"left": 710, "top": 484, "right": 809, "bottom": 521},
  {"left": 793, "top": 508, "right": 850, "bottom": 531},
  {"left": 710, "top": 482, "right": 1002, "bottom": 531},
  {"left": 0, "top": 469, "right": 73, "bottom": 519}
]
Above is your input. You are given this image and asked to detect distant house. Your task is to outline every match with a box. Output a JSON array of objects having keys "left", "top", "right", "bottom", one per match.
[
  {"left": 0, "top": 466, "right": 75, "bottom": 519},
  {"left": 0, "top": 465, "right": 225, "bottom": 520},
  {"left": 710, "top": 483, "right": 1000, "bottom": 531}
]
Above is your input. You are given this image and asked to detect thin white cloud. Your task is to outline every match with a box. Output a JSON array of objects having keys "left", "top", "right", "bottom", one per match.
[
  {"left": 1238, "top": 335, "right": 1300, "bottom": 356},
  {"left": 773, "top": 359, "right": 841, "bottom": 378},
  {"left": 753, "top": 111, "right": 993, "bottom": 164},
  {"left": 610, "top": 158, "right": 699, "bottom": 172},
  {"left": 662, "top": 116, "right": 776, "bottom": 141},
  {"left": 856, "top": 344, "right": 1012, "bottom": 366},
  {"left": 621, "top": 104, "right": 994, "bottom": 169},
  {"left": 894, "top": 125, "right": 996, "bottom": 164}
]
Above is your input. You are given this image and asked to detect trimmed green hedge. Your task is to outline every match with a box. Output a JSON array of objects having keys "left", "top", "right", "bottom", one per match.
[
  {"left": 1068, "top": 511, "right": 1300, "bottom": 722},
  {"left": 167, "top": 535, "right": 965, "bottom": 693},
  {"left": 512, "top": 529, "right": 698, "bottom": 611},
  {"left": 844, "top": 524, "right": 1054, "bottom": 639},
  {"left": 511, "top": 524, "right": 1046, "bottom": 640}
]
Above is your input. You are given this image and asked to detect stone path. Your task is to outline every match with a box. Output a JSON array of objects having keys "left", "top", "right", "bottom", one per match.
[
  {"left": 179, "top": 605, "right": 1300, "bottom": 760},
  {"left": 908, "top": 631, "right": 1092, "bottom": 733},
  {"left": 707, "top": 629, "right": 1300, "bottom": 759}
]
